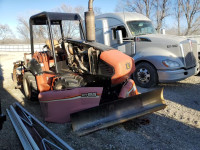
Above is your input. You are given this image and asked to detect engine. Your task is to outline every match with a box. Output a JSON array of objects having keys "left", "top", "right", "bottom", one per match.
[{"left": 64, "top": 40, "right": 135, "bottom": 86}]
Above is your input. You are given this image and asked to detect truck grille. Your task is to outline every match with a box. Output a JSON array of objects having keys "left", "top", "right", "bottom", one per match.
[
  {"left": 191, "top": 42, "right": 198, "bottom": 63},
  {"left": 180, "top": 40, "right": 198, "bottom": 69}
]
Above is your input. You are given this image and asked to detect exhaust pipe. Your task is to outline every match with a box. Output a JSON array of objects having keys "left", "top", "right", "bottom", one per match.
[{"left": 85, "top": 0, "right": 95, "bottom": 42}]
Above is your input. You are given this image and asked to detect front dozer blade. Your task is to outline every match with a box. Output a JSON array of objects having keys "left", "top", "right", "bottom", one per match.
[{"left": 71, "top": 88, "right": 166, "bottom": 136}]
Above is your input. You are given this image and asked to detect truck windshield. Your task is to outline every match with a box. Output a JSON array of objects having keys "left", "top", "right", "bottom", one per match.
[{"left": 127, "top": 21, "right": 156, "bottom": 36}]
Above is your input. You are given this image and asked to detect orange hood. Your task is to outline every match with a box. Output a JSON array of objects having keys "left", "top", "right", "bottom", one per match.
[{"left": 100, "top": 50, "right": 135, "bottom": 85}]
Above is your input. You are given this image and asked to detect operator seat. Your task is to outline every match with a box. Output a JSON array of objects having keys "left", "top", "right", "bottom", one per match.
[{"left": 45, "top": 40, "right": 63, "bottom": 55}]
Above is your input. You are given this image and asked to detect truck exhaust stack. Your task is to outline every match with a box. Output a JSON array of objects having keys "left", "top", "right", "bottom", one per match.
[{"left": 85, "top": 0, "right": 95, "bottom": 42}]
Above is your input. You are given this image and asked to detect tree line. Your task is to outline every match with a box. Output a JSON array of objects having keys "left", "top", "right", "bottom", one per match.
[
  {"left": 115, "top": 0, "right": 200, "bottom": 35},
  {"left": 0, "top": 4, "right": 102, "bottom": 44},
  {"left": 0, "top": 1, "right": 200, "bottom": 44}
]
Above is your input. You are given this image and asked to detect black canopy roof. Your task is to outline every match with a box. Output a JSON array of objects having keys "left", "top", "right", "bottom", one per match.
[{"left": 30, "top": 11, "right": 82, "bottom": 25}]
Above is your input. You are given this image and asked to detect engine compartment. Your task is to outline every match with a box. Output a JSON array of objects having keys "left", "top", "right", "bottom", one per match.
[
  {"left": 44, "top": 39, "right": 115, "bottom": 79},
  {"left": 64, "top": 41, "right": 102, "bottom": 75}
]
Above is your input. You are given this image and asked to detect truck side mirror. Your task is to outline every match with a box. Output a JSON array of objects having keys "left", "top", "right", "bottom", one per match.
[{"left": 116, "top": 30, "right": 123, "bottom": 44}]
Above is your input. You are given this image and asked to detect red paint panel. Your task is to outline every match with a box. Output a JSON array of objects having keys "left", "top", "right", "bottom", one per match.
[{"left": 38, "top": 87, "right": 103, "bottom": 123}]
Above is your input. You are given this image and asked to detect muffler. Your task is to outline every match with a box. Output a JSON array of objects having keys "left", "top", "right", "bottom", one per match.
[
  {"left": 85, "top": 0, "right": 95, "bottom": 42},
  {"left": 71, "top": 88, "right": 166, "bottom": 136}
]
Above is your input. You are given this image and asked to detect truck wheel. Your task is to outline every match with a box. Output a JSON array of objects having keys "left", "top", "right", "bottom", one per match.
[
  {"left": 133, "top": 62, "right": 158, "bottom": 88},
  {"left": 23, "top": 72, "right": 38, "bottom": 101}
]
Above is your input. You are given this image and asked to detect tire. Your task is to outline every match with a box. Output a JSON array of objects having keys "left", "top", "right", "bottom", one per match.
[
  {"left": 23, "top": 72, "right": 38, "bottom": 101},
  {"left": 133, "top": 62, "right": 158, "bottom": 88}
]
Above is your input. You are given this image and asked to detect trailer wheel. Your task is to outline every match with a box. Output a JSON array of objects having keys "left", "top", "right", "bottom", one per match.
[
  {"left": 133, "top": 62, "right": 158, "bottom": 88},
  {"left": 23, "top": 72, "right": 38, "bottom": 101}
]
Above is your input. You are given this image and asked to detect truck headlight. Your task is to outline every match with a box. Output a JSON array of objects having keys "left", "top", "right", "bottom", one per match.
[{"left": 162, "top": 60, "right": 180, "bottom": 68}]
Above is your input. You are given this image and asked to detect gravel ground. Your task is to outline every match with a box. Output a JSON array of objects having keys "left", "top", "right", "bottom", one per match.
[{"left": 0, "top": 52, "right": 200, "bottom": 150}]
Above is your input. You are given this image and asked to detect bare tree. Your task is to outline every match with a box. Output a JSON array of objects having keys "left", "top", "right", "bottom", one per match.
[
  {"left": 115, "top": 0, "right": 155, "bottom": 18},
  {"left": 0, "top": 24, "right": 16, "bottom": 44},
  {"left": 75, "top": 6, "right": 86, "bottom": 18},
  {"left": 174, "top": 0, "right": 183, "bottom": 35},
  {"left": 154, "top": 0, "right": 170, "bottom": 32},
  {"left": 16, "top": 4, "right": 103, "bottom": 43},
  {"left": 180, "top": 0, "right": 200, "bottom": 35},
  {"left": 0, "top": 24, "right": 14, "bottom": 40},
  {"left": 115, "top": 0, "right": 170, "bottom": 32},
  {"left": 59, "top": 4, "right": 84, "bottom": 38},
  {"left": 16, "top": 5, "right": 80, "bottom": 43},
  {"left": 60, "top": 4, "right": 102, "bottom": 38},
  {"left": 17, "top": 16, "right": 49, "bottom": 43},
  {"left": 17, "top": 17, "right": 30, "bottom": 43}
]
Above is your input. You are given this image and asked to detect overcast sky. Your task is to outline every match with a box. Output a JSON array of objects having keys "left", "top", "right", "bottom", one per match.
[{"left": 0, "top": 0, "right": 118, "bottom": 35}]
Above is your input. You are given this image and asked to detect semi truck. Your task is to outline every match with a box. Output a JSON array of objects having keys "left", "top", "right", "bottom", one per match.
[{"left": 95, "top": 12, "right": 199, "bottom": 88}]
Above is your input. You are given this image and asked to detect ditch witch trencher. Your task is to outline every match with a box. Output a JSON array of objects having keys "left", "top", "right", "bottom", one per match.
[{"left": 13, "top": 0, "right": 166, "bottom": 136}]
